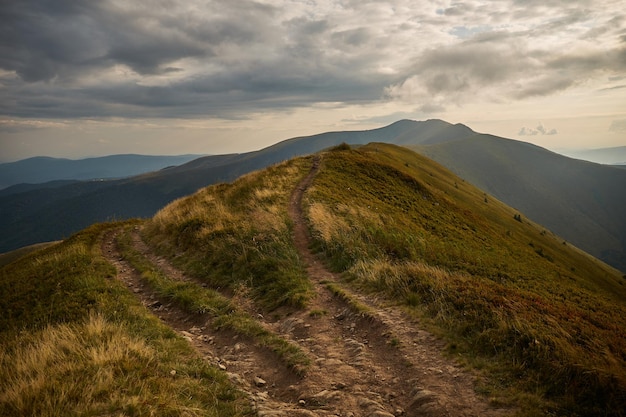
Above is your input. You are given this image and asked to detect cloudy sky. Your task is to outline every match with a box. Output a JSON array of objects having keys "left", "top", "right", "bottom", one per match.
[{"left": 1, "top": 0, "right": 625, "bottom": 161}]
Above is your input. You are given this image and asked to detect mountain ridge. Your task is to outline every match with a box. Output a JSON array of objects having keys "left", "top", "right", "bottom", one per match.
[
  {"left": 0, "top": 153, "right": 206, "bottom": 190},
  {"left": 1, "top": 119, "right": 624, "bottom": 273}
]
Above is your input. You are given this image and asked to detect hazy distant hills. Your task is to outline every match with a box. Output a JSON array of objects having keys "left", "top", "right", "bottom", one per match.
[
  {"left": 1, "top": 119, "right": 625, "bottom": 272},
  {"left": 0, "top": 154, "right": 204, "bottom": 190},
  {"left": 560, "top": 146, "right": 626, "bottom": 165}
]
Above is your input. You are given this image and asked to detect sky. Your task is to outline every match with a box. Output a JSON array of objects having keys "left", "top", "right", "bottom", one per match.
[{"left": 1, "top": 0, "right": 625, "bottom": 162}]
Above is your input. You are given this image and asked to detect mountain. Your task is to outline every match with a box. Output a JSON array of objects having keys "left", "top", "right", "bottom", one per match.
[
  {"left": 1, "top": 119, "right": 625, "bottom": 273},
  {"left": 2, "top": 144, "right": 624, "bottom": 416},
  {"left": 0, "top": 154, "right": 205, "bottom": 190}
]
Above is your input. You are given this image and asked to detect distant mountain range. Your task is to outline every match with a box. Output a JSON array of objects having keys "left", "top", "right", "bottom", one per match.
[
  {"left": 1, "top": 119, "right": 625, "bottom": 272},
  {"left": 0, "top": 154, "right": 205, "bottom": 191}
]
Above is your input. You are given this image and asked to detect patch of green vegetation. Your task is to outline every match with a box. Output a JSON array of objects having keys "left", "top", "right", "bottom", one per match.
[
  {"left": 325, "top": 282, "right": 374, "bottom": 317},
  {"left": 309, "top": 309, "right": 328, "bottom": 317},
  {"left": 142, "top": 158, "right": 314, "bottom": 311},
  {"left": 0, "top": 222, "right": 250, "bottom": 417},
  {"left": 116, "top": 227, "right": 310, "bottom": 375},
  {"left": 388, "top": 337, "right": 401, "bottom": 347},
  {"left": 304, "top": 144, "right": 626, "bottom": 416}
]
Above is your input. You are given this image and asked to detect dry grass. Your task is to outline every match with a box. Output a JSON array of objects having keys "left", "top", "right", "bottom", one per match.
[
  {"left": 0, "top": 313, "right": 246, "bottom": 417},
  {"left": 0, "top": 222, "right": 249, "bottom": 417}
]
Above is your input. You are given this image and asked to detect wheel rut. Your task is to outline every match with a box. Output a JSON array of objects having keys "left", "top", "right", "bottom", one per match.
[{"left": 100, "top": 155, "right": 511, "bottom": 417}]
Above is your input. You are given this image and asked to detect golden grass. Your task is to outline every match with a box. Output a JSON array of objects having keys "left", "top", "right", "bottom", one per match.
[
  {"left": 0, "top": 222, "right": 249, "bottom": 417},
  {"left": 308, "top": 201, "right": 351, "bottom": 242},
  {"left": 0, "top": 313, "right": 247, "bottom": 417},
  {"left": 2, "top": 314, "right": 152, "bottom": 414}
]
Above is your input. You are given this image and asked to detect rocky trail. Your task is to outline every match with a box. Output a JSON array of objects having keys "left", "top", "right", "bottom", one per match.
[{"left": 101, "top": 156, "right": 510, "bottom": 417}]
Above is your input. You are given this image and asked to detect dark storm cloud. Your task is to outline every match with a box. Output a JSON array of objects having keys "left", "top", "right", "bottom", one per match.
[
  {"left": 0, "top": 52, "right": 392, "bottom": 120},
  {"left": 1, "top": 0, "right": 625, "bottom": 123},
  {"left": 0, "top": 0, "right": 280, "bottom": 82},
  {"left": 0, "top": 1, "right": 104, "bottom": 82},
  {"left": 0, "top": 0, "right": 398, "bottom": 120}
]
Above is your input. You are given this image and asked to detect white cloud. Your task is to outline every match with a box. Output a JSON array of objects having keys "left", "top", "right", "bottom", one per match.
[
  {"left": 518, "top": 123, "right": 558, "bottom": 136},
  {"left": 609, "top": 119, "right": 626, "bottom": 132}
]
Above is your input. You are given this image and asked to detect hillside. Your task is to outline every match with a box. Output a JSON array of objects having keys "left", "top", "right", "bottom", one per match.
[
  {"left": 1, "top": 120, "right": 625, "bottom": 276},
  {"left": 0, "top": 154, "right": 204, "bottom": 191},
  {"left": 3, "top": 144, "right": 623, "bottom": 416},
  {"left": 413, "top": 135, "right": 626, "bottom": 271}
]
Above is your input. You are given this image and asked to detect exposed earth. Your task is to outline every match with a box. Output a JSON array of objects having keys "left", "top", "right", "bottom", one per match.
[{"left": 101, "top": 156, "right": 511, "bottom": 417}]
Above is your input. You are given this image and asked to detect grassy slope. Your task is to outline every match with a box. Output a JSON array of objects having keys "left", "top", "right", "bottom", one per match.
[
  {"left": 0, "top": 223, "right": 250, "bottom": 417},
  {"left": 140, "top": 142, "right": 626, "bottom": 415},
  {"left": 115, "top": 227, "right": 311, "bottom": 375},
  {"left": 303, "top": 144, "right": 626, "bottom": 416},
  {"left": 413, "top": 135, "right": 626, "bottom": 272},
  {"left": 0, "top": 241, "right": 60, "bottom": 268}
]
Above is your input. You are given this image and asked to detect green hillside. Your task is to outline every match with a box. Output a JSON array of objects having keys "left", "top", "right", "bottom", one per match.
[
  {"left": 2, "top": 143, "right": 625, "bottom": 416},
  {"left": 303, "top": 145, "right": 625, "bottom": 410},
  {"left": 412, "top": 135, "right": 626, "bottom": 272}
]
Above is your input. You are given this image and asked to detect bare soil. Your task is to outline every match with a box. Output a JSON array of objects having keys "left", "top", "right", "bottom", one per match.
[{"left": 100, "top": 156, "right": 511, "bottom": 417}]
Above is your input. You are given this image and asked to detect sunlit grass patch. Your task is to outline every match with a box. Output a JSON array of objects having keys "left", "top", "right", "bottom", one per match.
[{"left": 0, "top": 313, "right": 246, "bottom": 417}]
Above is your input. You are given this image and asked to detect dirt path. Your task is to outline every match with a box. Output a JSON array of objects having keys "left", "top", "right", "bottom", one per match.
[{"left": 100, "top": 156, "right": 510, "bottom": 417}]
